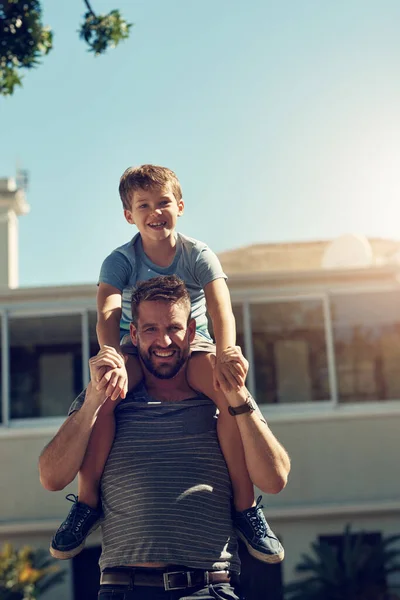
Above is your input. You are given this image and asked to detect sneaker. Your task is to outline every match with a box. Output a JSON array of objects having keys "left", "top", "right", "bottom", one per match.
[
  {"left": 235, "top": 495, "right": 284, "bottom": 563},
  {"left": 50, "top": 494, "right": 102, "bottom": 560}
]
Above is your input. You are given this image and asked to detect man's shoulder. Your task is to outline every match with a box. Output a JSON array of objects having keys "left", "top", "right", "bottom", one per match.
[{"left": 125, "top": 381, "right": 149, "bottom": 401}]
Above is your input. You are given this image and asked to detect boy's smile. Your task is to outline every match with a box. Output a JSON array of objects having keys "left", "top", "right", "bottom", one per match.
[{"left": 124, "top": 184, "right": 184, "bottom": 245}]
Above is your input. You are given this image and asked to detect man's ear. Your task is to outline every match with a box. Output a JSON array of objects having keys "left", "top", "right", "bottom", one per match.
[
  {"left": 188, "top": 318, "right": 196, "bottom": 343},
  {"left": 124, "top": 210, "right": 135, "bottom": 225},
  {"left": 130, "top": 322, "right": 138, "bottom": 346}
]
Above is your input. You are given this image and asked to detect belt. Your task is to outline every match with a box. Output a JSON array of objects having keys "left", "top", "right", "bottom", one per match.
[{"left": 100, "top": 567, "right": 231, "bottom": 591}]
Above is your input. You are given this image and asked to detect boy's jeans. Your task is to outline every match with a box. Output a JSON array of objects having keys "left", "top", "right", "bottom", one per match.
[{"left": 98, "top": 582, "right": 241, "bottom": 599}]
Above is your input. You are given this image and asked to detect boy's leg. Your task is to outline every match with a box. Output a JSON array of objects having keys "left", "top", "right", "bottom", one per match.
[
  {"left": 79, "top": 339, "right": 141, "bottom": 507},
  {"left": 78, "top": 398, "right": 117, "bottom": 507},
  {"left": 50, "top": 398, "right": 117, "bottom": 560},
  {"left": 78, "top": 341, "right": 142, "bottom": 508},
  {"left": 187, "top": 347, "right": 284, "bottom": 564},
  {"left": 187, "top": 352, "right": 254, "bottom": 511}
]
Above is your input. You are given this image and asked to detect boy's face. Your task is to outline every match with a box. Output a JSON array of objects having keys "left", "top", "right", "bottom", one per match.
[{"left": 124, "top": 184, "right": 184, "bottom": 243}]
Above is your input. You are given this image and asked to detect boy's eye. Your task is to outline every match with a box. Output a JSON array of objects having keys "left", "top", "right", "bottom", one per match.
[
  {"left": 139, "top": 204, "right": 148, "bottom": 209},
  {"left": 160, "top": 200, "right": 170, "bottom": 206}
]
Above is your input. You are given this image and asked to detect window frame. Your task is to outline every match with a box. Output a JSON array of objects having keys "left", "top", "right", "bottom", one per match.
[
  {"left": 0, "top": 301, "right": 95, "bottom": 428},
  {"left": 231, "top": 283, "right": 400, "bottom": 417},
  {"left": 233, "top": 291, "right": 337, "bottom": 411}
]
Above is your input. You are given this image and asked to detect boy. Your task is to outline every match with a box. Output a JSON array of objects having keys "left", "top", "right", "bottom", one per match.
[{"left": 50, "top": 164, "right": 284, "bottom": 565}]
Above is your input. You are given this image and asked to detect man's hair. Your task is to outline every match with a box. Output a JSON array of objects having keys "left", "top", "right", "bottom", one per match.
[
  {"left": 119, "top": 164, "right": 183, "bottom": 211},
  {"left": 131, "top": 275, "right": 191, "bottom": 325}
]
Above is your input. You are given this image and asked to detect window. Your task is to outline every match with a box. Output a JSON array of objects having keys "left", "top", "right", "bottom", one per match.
[
  {"left": 250, "top": 299, "right": 329, "bottom": 404},
  {"left": 331, "top": 291, "right": 400, "bottom": 403},
  {"left": 9, "top": 314, "right": 83, "bottom": 419}
]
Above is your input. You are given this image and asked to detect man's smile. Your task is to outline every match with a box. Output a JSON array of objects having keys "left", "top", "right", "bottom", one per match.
[{"left": 152, "top": 349, "right": 175, "bottom": 358}]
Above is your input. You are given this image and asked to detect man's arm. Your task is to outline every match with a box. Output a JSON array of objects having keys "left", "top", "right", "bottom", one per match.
[
  {"left": 217, "top": 347, "right": 291, "bottom": 495},
  {"left": 39, "top": 383, "right": 105, "bottom": 491},
  {"left": 39, "top": 347, "right": 123, "bottom": 491}
]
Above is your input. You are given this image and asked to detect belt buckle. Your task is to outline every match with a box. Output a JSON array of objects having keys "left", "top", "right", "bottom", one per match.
[{"left": 163, "top": 570, "right": 192, "bottom": 591}]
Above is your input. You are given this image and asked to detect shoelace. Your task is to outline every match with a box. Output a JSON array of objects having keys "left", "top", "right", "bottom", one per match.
[
  {"left": 59, "top": 493, "right": 93, "bottom": 532},
  {"left": 247, "top": 496, "right": 268, "bottom": 539}
]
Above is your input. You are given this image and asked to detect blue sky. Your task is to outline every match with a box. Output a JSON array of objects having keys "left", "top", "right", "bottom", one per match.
[{"left": 2, "top": 0, "right": 400, "bottom": 286}]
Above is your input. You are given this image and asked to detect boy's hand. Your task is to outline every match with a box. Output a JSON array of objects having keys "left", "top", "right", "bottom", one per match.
[
  {"left": 212, "top": 346, "right": 248, "bottom": 392},
  {"left": 90, "top": 345, "right": 128, "bottom": 401}
]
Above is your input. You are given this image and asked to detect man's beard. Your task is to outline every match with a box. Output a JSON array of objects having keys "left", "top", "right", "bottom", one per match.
[{"left": 136, "top": 340, "right": 190, "bottom": 379}]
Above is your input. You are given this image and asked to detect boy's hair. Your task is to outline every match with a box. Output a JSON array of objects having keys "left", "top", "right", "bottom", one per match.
[
  {"left": 119, "top": 164, "right": 183, "bottom": 211},
  {"left": 131, "top": 275, "right": 191, "bottom": 325}
]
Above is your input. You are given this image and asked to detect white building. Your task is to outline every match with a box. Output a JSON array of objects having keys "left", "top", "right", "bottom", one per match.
[{"left": 1, "top": 179, "right": 399, "bottom": 599}]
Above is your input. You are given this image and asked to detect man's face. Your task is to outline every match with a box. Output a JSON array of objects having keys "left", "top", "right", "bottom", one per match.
[{"left": 130, "top": 300, "right": 195, "bottom": 379}]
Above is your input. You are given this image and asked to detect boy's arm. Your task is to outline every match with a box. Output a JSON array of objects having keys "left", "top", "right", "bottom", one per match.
[
  {"left": 97, "top": 283, "right": 123, "bottom": 352},
  {"left": 204, "top": 278, "right": 246, "bottom": 390},
  {"left": 96, "top": 282, "right": 128, "bottom": 400}
]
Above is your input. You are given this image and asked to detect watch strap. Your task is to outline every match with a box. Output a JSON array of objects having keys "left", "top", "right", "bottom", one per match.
[{"left": 228, "top": 398, "right": 255, "bottom": 416}]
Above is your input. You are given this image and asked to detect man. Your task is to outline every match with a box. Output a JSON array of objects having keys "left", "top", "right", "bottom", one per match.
[{"left": 39, "top": 275, "right": 290, "bottom": 599}]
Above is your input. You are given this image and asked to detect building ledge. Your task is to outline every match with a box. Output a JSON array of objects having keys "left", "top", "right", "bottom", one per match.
[{"left": 1, "top": 400, "right": 400, "bottom": 438}]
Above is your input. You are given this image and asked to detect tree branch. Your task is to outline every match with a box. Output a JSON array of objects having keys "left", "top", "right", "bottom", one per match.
[{"left": 83, "top": 0, "right": 96, "bottom": 17}]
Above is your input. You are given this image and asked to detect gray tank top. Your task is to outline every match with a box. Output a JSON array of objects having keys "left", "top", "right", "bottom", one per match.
[{"left": 98, "top": 384, "right": 240, "bottom": 573}]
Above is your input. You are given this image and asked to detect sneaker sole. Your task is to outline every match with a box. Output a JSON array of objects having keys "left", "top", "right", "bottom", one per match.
[
  {"left": 237, "top": 530, "right": 285, "bottom": 563},
  {"left": 49, "top": 522, "right": 100, "bottom": 560}
]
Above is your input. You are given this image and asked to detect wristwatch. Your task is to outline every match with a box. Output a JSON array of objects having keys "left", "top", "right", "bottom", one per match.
[{"left": 228, "top": 395, "right": 256, "bottom": 416}]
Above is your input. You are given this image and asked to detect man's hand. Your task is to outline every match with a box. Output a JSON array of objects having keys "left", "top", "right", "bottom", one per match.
[
  {"left": 212, "top": 346, "right": 249, "bottom": 393},
  {"left": 90, "top": 346, "right": 128, "bottom": 401}
]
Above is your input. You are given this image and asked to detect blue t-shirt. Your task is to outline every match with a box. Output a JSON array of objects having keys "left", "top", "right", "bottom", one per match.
[{"left": 99, "top": 232, "right": 227, "bottom": 341}]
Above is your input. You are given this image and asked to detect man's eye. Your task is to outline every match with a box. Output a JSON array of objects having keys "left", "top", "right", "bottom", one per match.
[{"left": 144, "top": 327, "right": 156, "bottom": 332}]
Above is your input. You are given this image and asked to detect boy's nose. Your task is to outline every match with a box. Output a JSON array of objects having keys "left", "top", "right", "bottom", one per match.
[{"left": 152, "top": 208, "right": 163, "bottom": 216}]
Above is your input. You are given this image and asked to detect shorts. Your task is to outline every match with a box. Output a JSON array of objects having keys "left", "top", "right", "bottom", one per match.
[{"left": 120, "top": 333, "right": 216, "bottom": 356}]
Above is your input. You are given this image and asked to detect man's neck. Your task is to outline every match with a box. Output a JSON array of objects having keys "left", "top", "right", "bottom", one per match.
[{"left": 143, "top": 369, "right": 196, "bottom": 402}]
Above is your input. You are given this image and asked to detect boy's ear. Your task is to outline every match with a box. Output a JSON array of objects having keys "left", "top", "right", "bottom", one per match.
[
  {"left": 124, "top": 210, "right": 135, "bottom": 225},
  {"left": 177, "top": 199, "right": 184, "bottom": 217},
  {"left": 130, "top": 322, "right": 138, "bottom": 346}
]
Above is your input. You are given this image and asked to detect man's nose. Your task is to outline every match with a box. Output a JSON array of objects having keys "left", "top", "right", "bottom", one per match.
[{"left": 157, "top": 332, "right": 172, "bottom": 346}]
